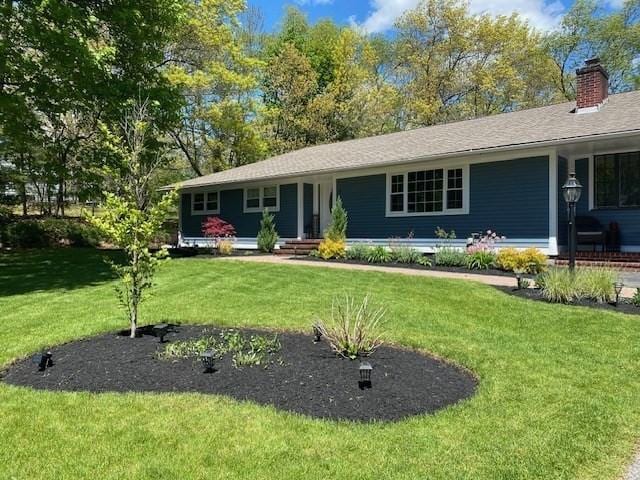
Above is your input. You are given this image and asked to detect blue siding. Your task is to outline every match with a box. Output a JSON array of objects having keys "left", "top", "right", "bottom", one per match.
[
  {"left": 181, "top": 183, "right": 298, "bottom": 238},
  {"left": 575, "top": 158, "right": 640, "bottom": 246},
  {"left": 336, "top": 156, "right": 550, "bottom": 239}
]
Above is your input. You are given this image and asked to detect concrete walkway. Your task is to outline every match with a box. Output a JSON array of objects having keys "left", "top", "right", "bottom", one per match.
[{"left": 219, "top": 255, "right": 638, "bottom": 297}]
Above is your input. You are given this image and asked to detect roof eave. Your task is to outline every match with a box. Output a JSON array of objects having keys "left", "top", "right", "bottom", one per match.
[{"left": 168, "top": 129, "right": 640, "bottom": 191}]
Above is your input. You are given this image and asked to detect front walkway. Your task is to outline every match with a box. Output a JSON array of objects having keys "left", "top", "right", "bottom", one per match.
[{"left": 219, "top": 255, "right": 637, "bottom": 297}]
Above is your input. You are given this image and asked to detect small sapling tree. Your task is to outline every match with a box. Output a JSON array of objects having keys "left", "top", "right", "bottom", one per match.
[{"left": 91, "top": 99, "right": 177, "bottom": 338}]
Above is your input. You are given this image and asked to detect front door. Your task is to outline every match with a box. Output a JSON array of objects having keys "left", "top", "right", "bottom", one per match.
[{"left": 318, "top": 181, "right": 333, "bottom": 235}]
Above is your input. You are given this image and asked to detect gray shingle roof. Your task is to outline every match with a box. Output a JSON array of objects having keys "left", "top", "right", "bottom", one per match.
[{"left": 177, "top": 90, "right": 640, "bottom": 189}]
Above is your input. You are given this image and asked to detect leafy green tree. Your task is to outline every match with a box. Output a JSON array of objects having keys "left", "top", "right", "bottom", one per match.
[
  {"left": 166, "top": 0, "right": 267, "bottom": 176},
  {"left": 256, "top": 208, "right": 279, "bottom": 253},
  {"left": 544, "top": 0, "right": 640, "bottom": 99},
  {"left": 90, "top": 100, "right": 178, "bottom": 338}
]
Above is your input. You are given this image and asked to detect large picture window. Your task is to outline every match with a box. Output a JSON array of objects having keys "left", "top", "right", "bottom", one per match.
[
  {"left": 192, "top": 191, "right": 219, "bottom": 215},
  {"left": 594, "top": 151, "right": 640, "bottom": 209},
  {"left": 244, "top": 185, "right": 280, "bottom": 212},
  {"left": 387, "top": 166, "right": 467, "bottom": 216}
]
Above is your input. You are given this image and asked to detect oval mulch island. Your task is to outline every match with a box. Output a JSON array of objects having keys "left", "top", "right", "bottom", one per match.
[{"left": 2, "top": 325, "right": 477, "bottom": 422}]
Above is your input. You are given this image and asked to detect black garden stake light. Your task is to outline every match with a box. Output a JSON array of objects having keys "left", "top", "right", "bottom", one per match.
[
  {"left": 359, "top": 361, "right": 373, "bottom": 389},
  {"left": 312, "top": 324, "right": 322, "bottom": 343},
  {"left": 36, "top": 351, "right": 53, "bottom": 372},
  {"left": 200, "top": 350, "right": 216, "bottom": 373},
  {"left": 153, "top": 324, "right": 170, "bottom": 343},
  {"left": 613, "top": 281, "right": 624, "bottom": 306},
  {"left": 562, "top": 173, "right": 583, "bottom": 272}
]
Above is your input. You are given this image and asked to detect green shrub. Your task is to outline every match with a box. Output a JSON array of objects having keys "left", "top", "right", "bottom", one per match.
[
  {"left": 633, "top": 289, "right": 640, "bottom": 307},
  {"left": 366, "top": 246, "right": 392, "bottom": 263},
  {"left": 466, "top": 250, "right": 496, "bottom": 270},
  {"left": 317, "top": 238, "right": 346, "bottom": 260},
  {"left": 160, "top": 329, "right": 281, "bottom": 369},
  {"left": 496, "top": 248, "right": 548, "bottom": 274},
  {"left": 324, "top": 196, "right": 348, "bottom": 241},
  {"left": 434, "top": 247, "right": 468, "bottom": 267},
  {"left": 3, "top": 218, "right": 103, "bottom": 248},
  {"left": 578, "top": 268, "right": 617, "bottom": 304},
  {"left": 257, "top": 209, "right": 279, "bottom": 253},
  {"left": 346, "top": 243, "right": 373, "bottom": 261},
  {"left": 316, "top": 295, "right": 385, "bottom": 359},
  {"left": 390, "top": 244, "right": 422, "bottom": 264}
]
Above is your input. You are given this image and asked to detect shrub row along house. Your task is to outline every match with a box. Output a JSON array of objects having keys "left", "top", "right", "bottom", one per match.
[{"left": 170, "top": 59, "right": 640, "bottom": 255}]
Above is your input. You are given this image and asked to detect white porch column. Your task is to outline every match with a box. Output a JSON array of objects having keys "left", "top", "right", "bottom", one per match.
[
  {"left": 297, "top": 181, "right": 304, "bottom": 239},
  {"left": 548, "top": 150, "right": 559, "bottom": 256}
]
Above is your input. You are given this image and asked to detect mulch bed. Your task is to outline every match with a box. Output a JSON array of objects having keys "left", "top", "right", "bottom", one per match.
[
  {"left": 2, "top": 326, "right": 477, "bottom": 423},
  {"left": 496, "top": 286, "right": 640, "bottom": 316},
  {"left": 290, "top": 256, "right": 524, "bottom": 279}
]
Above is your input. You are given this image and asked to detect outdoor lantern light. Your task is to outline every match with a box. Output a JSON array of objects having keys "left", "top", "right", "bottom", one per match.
[
  {"left": 359, "top": 361, "right": 373, "bottom": 389},
  {"left": 562, "top": 173, "right": 583, "bottom": 271},
  {"left": 312, "top": 324, "right": 322, "bottom": 343},
  {"left": 153, "top": 323, "right": 170, "bottom": 343},
  {"left": 36, "top": 351, "right": 53, "bottom": 372},
  {"left": 200, "top": 350, "right": 216, "bottom": 373},
  {"left": 613, "top": 282, "right": 624, "bottom": 306}
]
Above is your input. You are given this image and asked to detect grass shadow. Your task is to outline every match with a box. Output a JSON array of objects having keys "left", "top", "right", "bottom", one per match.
[{"left": 0, "top": 248, "right": 124, "bottom": 297}]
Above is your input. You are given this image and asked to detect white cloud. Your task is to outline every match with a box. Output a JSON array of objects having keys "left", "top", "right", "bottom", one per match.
[
  {"left": 352, "top": 0, "right": 569, "bottom": 34},
  {"left": 295, "top": 0, "right": 334, "bottom": 6}
]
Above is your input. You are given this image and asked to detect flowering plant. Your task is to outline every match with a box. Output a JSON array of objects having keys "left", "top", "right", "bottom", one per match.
[{"left": 467, "top": 229, "right": 506, "bottom": 253}]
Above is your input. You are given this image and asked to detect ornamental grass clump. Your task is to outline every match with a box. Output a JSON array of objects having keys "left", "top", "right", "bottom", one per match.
[
  {"left": 578, "top": 267, "right": 617, "bottom": 304},
  {"left": 536, "top": 267, "right": 618, "bottom": 304},
  {"left": 537, "top": 268, "right": 578, "bottom": 304},
  {"left": 316, "top": 295, "right": 385, "bottom": 359}
]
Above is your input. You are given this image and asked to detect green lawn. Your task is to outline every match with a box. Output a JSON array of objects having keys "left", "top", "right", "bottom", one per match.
[{"left": 1, "top": 249, "right": 639, "bottom": 480}]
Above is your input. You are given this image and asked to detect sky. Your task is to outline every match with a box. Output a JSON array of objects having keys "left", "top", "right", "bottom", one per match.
[{"left": 249, "top": 0, "right": 624, "bottom": 34}]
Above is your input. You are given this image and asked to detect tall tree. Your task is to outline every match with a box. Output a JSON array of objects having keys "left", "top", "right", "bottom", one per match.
[
  {"left": 166, "top": 0, "right": 266, "bottom": 176},
  {"left": 544, "top": 0, "right": 640, "bottom": 99}
]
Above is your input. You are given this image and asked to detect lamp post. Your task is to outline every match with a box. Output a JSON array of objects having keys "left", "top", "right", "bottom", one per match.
[{"left": 562, "top": 173, "right": 583, "bottom": 272}]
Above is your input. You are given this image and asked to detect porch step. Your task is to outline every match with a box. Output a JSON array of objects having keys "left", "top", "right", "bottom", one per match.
[{"left": 276, "top": 239, "right": 322, "bottom": 256}]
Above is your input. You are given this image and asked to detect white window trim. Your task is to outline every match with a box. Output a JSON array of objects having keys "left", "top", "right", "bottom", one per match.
[
  {"left": 385, "top": 164, "right": 470, "bottom": 217},
  {"left": 191, "top": 191, "right": 220, "bottom": 216},
  {"left": 243, "top": 184, "right": 280, "bottom": 213}
]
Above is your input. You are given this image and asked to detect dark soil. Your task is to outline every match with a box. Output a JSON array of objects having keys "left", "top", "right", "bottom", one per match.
[
  {"left": 496, "top": 286, "right": 640, "bottom": 316},
  {"left": 2, "top": 326, "right": 477, "bottom": 422},
  {"left": 292, "top": 256, "right": 526, "bottom": 279}
]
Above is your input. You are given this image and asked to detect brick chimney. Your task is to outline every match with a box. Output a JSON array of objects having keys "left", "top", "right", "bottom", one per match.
[{"left": 575, "top": 58, "right": 609, "bottom": 114}]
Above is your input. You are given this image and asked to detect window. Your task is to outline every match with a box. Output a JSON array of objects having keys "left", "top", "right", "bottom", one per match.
[
  {"left": 595, "top": 151, "right": 640, "bottom": 209},
  {"left": 263, "top": 186, "right": 277, "bottom": 208},
  {"left": 246, "top": 188, "right": 260, "bottom": 209},
  {"left": 192, "top": 191, "right": 219, "bottom": 214},
  {"left": 388, "top": 167, "right": 466, "bottom": 215},
  {"left": 244, "top": 185, "right": 279, "bottom": 212},
  {"left": 390, "top": 175, "right": 404, "bottom": 212},
  {"left": 447, "top": 168, "right": 463, "bottom": 209}
]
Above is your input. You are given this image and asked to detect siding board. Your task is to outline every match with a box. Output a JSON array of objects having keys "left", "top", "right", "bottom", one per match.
[{"left": 336, "top": 156, "right": 550, "bottom": 240}]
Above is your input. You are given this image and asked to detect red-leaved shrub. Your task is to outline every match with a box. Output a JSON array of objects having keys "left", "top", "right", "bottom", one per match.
[{"left": 202, "top": 217, "right": 236, "bottom": 246}]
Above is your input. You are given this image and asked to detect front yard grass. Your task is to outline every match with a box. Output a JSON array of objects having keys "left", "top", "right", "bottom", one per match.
[{"left": 1, "top": 249, "right": 639, "bottom": 479}]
